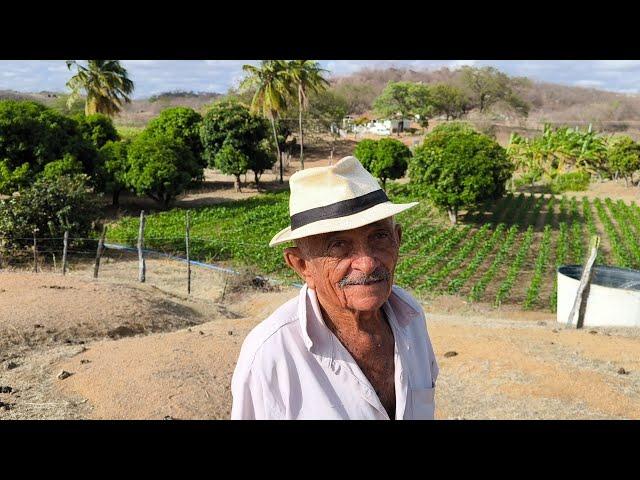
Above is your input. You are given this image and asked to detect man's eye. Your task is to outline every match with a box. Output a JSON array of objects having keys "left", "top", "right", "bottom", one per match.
[
  {"left": 375, "top": 232, "right": 390, "bottom": 239},
  {"left": 330, "top": 240, "right": 346, "bottom": 249}
]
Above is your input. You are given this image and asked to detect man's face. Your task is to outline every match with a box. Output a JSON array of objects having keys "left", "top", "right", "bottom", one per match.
[{"left": 284, "top": 218, "right": 402, "bottom": 313}]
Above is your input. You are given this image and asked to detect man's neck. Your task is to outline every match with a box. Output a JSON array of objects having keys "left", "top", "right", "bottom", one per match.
[{"left": 316, "top": 294, "right": 387, "bottom": 337}]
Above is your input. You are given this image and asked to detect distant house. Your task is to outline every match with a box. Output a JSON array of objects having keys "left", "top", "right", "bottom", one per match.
[{"left": 346, "top": 118, "right": 413, "bottom": 136}]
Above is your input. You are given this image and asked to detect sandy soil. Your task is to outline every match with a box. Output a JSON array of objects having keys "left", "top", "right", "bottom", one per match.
[{"left": 2, "top": 270, "right": 639, "bottom": 420}]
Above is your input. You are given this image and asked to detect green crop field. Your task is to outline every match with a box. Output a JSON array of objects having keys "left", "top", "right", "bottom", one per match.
[{"left": 105, "top": 187, "right": 640, "bottom": 312}]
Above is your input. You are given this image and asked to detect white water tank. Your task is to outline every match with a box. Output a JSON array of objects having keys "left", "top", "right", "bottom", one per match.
[{"left": 557, "top": 265, "right": 640, "bottom": 327}]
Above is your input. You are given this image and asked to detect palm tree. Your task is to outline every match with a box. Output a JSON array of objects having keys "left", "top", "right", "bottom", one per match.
[
  {"left": 287, "top": 60, "right": 329, "bottom": 170},
  {"left": 240, "top": 60, "right": 293, "bottom": 184},
  {"left": 66, "top": 60, "right": 135, "bottom": 116}
]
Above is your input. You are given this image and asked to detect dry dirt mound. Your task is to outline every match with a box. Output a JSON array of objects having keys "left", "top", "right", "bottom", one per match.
[
  {"left": 0, "top": 272, "right": 204, "bottom": 359},
  {"left": 0, "top": 288, "right": 296, "bottom": 420}
]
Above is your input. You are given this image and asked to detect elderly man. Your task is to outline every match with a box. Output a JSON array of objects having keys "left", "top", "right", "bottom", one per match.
[{"left": 231, "top": 156, "right": 438, "bottom": 420}]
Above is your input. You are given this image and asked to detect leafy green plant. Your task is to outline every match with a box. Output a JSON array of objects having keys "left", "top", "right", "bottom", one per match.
[
  {"left": 214, "top": 140, "right": 250, "bottom": 192},
  {"left": 125, "top": 134, "right": 201, "bottom": 208},
  {"left": 0, "top": 174, "right": 100, "bottom": 250},
  {"left": 607, "top": 135, "right": 640, "bottom": 186},
  {"left": 409, "top": 122, "right": 513, "bottom": 224},
  {"left": 145, "top": 107, "right": 204, "bottom": 169},
  {"left": 550, "top": 171, "right": 591, "bottom": 193}
]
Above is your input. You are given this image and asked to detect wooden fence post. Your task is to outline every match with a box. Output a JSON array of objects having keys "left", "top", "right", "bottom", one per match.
[
  {"left": 138, "top": 210, "right": 146, "bottom": 283},
  {"left": 62, "top": 231, "right": 68, "bottom": 276},
  {"left": 567, "top": 235, "right": 600, "bottom": 329},
  {"left": 93, "top": 225, "right": 107, "bottom": 279},
  {"left": 186, "top": 211, "right": 191, "bottom": 295},
  {"left": 32, "top": 229, "right": 38, "bottom": 273}
]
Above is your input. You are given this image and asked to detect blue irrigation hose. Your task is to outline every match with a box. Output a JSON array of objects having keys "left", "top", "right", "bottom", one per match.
[{"left": 103, "top": 242, "right": 304, "bottom": 289}]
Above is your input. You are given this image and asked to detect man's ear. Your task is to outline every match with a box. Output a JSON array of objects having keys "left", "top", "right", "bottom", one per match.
[{"left": 284, "top": 247, "right": 315, "bottom": 288}]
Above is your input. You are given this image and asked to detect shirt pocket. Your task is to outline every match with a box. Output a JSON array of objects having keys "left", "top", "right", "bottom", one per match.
[{"left": 410, "top": 387, "right": 435, "bottom": 420}]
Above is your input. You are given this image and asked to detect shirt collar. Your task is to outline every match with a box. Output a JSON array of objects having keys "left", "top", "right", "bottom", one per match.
[{"left": 298, "top": 283, "right": 421, "bottom": 356}]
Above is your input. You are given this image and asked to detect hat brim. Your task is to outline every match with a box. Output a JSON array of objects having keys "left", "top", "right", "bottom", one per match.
[{"left": 268, "top": 201, "right": 419, "bottom": 247}]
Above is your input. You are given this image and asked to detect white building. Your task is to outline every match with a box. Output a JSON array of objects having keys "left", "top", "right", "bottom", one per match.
[{"left": 343, "top": 115, "right": 416, "bottom": 136}]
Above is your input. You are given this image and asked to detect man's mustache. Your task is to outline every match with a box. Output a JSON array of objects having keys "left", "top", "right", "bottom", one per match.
[{"left": 337, "top": 267, "right": 391, "bottom": 288}]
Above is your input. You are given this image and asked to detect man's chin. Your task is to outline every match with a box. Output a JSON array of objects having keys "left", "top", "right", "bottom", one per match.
[{"left": 342, "top": 281, "right": 390, "bottom": 310}]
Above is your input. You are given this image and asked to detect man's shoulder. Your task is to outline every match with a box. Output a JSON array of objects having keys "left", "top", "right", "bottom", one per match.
[{"left": 235, "top": 292, "right": 301, "bottom": 370}]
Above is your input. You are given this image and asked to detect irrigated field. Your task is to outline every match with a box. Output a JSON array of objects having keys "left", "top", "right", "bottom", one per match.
[{"left": 105, "top": 188, "right": 640, "bottom": 312}]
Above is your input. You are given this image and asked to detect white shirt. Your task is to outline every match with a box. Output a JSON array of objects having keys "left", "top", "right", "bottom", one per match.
[{"left": 230, "top": 284, "right": 439, "bottom": 420}]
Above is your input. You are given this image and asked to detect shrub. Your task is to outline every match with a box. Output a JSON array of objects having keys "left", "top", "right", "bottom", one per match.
[
  {"left": 607, "top": 135, "right": 640, "bottom": 186},
  {"left": 409, "top": 122, "right": 513, "bottom": 224},
  {"left": 354, "top": 139, "right": 378, "bottom": 171},
  {"left": 145, "top": 107, "right": 204, "bottom": 169},
  {"left": 73, "top": 113, "right": 119, "bottom": 149},
  {"left": 38, "top": 154, "right": 84, "bottom": 180},
  {"left": 214, "top": 140, "right": 249, "bottom": 192},
  {"left": 0, "top": 161, "right": 31, "bottom": 193},
  {"left": 0, "top": 174, "right": 100, "bottom": 250},
  {"left": 200, "top": 101, "right": 273, "bottom": 187},
  {"left": 370, "top": 138, "right": 411, "bottom": 190},
  {"left": 98, "top": 140, "right": 130, "bottom": 206},
  {"left": 550, "top": 171, "right": 591, "bottom": 194},
  {"left": 126, "top": 134, "right": 201, "bottom": 208},
  {"left": 0, "top": 100, "right": 99, "bottom": 193}
]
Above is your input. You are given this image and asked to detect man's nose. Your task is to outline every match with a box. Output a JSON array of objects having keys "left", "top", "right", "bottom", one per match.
[{"left": 350, "top": 245, "right": 379, "bottom": 274}]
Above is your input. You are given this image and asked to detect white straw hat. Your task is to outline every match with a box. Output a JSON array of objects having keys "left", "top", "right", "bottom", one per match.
[{"left": 269, "top": 156, "right": 418, "bottom": 247}]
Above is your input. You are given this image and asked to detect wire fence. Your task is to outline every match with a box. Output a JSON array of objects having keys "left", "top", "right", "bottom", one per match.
[{"left": 0, "top": 234, "right": 299, "bottom": 304}]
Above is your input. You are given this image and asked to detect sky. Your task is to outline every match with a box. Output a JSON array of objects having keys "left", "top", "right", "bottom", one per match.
[{"left": 2, "top": 60, "right": 640, "bottom": 99}]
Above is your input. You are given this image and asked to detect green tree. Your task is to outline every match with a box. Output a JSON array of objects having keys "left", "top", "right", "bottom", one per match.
[
  {"left": 305, "top": 89, "right": 349, "bottom": 157},
  {"left": 371, "top": 138, "right": 411, "bottom": 190},
  {"left": 0, "top": 174, "right": 100, "bottom": 250},
  {"left": 99, "top": 140, "right": 130, "bottom": 206},
  {"left": 145, "top": 107, "right": 204, "bottom": 169},
  {"left": 0, "top": 161, "right": 31, "bottom": 194},
  {"left": 0, "top": 100, "right": 99, "bottom": 192},
  {"left": 354, "top": 139, "right": 379, "bottom": 171},
  {"left": 287, "top": 60, "right": 330, "bottom": 169},
  {"left": 126, "top": 134, "right": 201, "bottom": 208},
  {"left": 214, "top": 140, "right": 250, "bottom": 192},
  {"left": 73, "top": 113, "right": 119, "bottom": 149},
  {"left": 200, "top": 100, "right": 273, "bottom": 188},
  {"left": 409, "top": 122, "right": 513, "bottom": 224},
  {"left": 429, "top": 83, "right": 471, "bottom": 120},
  {"left": 608, "top": 135, "right": 640, "bottom": 186},
  {"left": 66, "top": 60, "right": 135, "bottom": 116},
  {"left": 373, "top": 82, "right": 432, "bottom": 128},
  {"left": 38, "top": 153, "right": 84, "bottom": 180},
  {"left": 241, "top": 60, "right": 295, "bottom": 183},
  {"left": 459, "top": 66, "right": 529, "bottom": 116}
]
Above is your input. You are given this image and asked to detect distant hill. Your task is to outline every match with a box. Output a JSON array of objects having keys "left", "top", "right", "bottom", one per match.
[
  {"left": 329, "top": 67, "right": 640, "bottom": 131},
  {"left": 0, "top": 89, "right": 222, "bottom": 126},
  {"left": 4, "top": 67, "right": 640, "bottom": 133}
]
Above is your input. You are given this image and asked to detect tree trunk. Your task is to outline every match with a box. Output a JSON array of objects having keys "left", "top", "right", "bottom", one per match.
[
  {"left": 299, "top": 89, "right": 305, "bottom": 170},
  {"left": 270, "top": 116, "right": 283, "bottom": 184},
  {"left": 447, "top": 207, "right": 458, "bottom": 225},
  {"left": 234, "top": 175, "right": 241, "bottom": 193},
  {"left": 112, "top": 189, "right": 120, "bottom": 207},
  {"left": 254, "top": 171, "right": 261, "bottom": 190}
]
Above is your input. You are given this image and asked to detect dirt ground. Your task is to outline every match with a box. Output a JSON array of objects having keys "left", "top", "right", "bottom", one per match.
[{"left": 2, "top": 268, "right": 639, "bottom": 420}]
